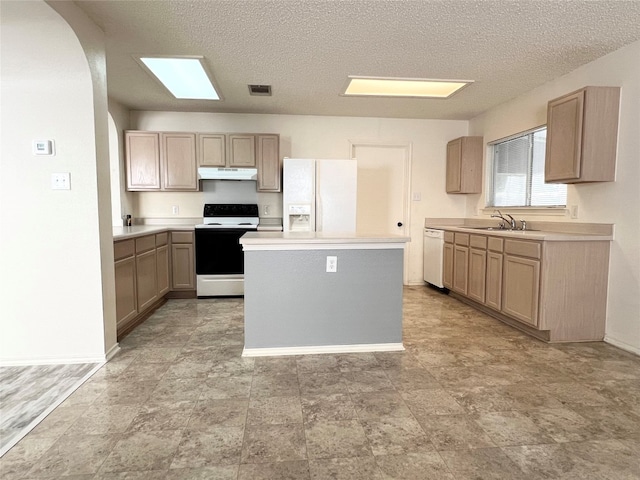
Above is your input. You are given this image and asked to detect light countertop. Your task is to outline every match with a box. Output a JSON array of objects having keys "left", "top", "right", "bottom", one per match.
[
  {"left": 113, "top": 225, "right": 195, "bottom": 241},
  {"left": 240, "top": 231, "right": 410, "bottom": 250},
  {"left": 425, "top": 224, "right": 612, "bottom": 242},
  {"left": 113, "top": 221, "right": 284, "bottom": 240}
]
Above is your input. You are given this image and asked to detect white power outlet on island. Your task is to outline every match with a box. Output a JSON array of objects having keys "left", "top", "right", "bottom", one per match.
[
  {"left": 172, "top": 205, "right": 179, "bottom": 215},
  {"left": 326, "top": 256, "right": 337, "bottom": 273}
]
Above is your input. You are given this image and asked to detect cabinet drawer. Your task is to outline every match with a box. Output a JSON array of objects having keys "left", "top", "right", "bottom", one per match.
[
  {"left": 488, "top": 237, "right": 504, "bottom": 252},
  {"left": 470, "top": 235, "right": 487, "bottom": 249},
  {"left": 155, "top": 232, "right": 168, "bottom": 247},
  {"left": 135, "top": 235, "right": 156, "bottom": 254},
  {"left": 171, "top": 231, "right": 194, "bottom": 244},
  {"left": 454, "top": 233, "right": 469, "bottom": 246},
  {"left": 504, "top": 239, "right": 541, "bottom": 259},
  {"left": 444, "top": 231, "right": 454, "bottom": 243},
  {"left": 114, "top": 239, "right": 135, "bottom": 261}
]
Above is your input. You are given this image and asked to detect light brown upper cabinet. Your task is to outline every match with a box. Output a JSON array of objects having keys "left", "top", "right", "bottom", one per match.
[
  {"left": 198, "top": 134, "right": 226, "bottom": 167},
  {"left": 125, "top": 131, "right": 197, "bottom": 191},
  {"left": 545, "top": 86, "right": 620, "bottom": 183},
  {"left": 161, "top": 133, "right": 198, "bottom": 191},
  {"left": 228, "top": 134, "right": 256, "bottom": 167},
  {"left": 126, "top": 131, "right": 161, "bottom": 190},
  {"left": 257, "top": 134, "right": 281, "bottom": 192},
  {"left": 446, "top": 136, "right": 483, "bottom": 193}
]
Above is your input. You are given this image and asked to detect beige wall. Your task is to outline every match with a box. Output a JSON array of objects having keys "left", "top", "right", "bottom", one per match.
[
  {"left": 130, "top": 111, "right": 469, "bottom": 284},
  {"left": 0, "top": 0, "right": 116, "bottom": 363},
  {"left": 468, "top": 41, "right": 640, "bottom": 354}
]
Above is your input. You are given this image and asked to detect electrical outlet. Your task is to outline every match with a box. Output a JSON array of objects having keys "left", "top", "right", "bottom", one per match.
[
  {"left": 326, "top": 256, "right": 337, "bottom": 273},
  {"left": 412, "top": 192, "right": 421, "bottom": 201},
  {"left": 264, "top": 205, "right": 271, "bottom": 216},
  {"left": 172, "top": 205, "right": 179, "bottom": 215},
  {"left": 51, "top": 172, "right": 70, "bottom": 190},
  {"left": 570, "top": 205, "right": 579, "bottom": 219}
]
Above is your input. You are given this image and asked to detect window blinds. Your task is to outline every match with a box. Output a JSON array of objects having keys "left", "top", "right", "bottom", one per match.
[{"left": 490, "top": 128, "right": 566, "bottom": 207}]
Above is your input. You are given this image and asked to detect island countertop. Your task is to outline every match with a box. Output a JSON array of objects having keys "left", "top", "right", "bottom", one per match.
[{"left": 239, "top": 231, "right": 410, "bottom": 250}]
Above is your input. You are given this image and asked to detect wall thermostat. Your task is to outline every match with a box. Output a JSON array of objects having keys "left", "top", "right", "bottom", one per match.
[{"left": 33, "top": 140, "right": 54, "bottom": 156}]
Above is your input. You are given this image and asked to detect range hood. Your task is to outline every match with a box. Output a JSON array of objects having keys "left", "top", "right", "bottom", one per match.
[{"left": 198, "top": 167, "right": 258, "bottom": 181}]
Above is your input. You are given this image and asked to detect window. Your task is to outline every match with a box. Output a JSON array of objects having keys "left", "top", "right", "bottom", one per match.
[{"left": 488, "top": 127, "right": 567, "bottom": 207}]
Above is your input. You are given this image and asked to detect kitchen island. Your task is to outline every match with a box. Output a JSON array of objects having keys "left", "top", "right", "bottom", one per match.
[{"left": 239, "top": 231, "right": 410, "bottom": 356}]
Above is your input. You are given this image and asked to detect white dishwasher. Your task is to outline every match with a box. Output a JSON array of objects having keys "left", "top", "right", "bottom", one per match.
[{"left": 423, "top": 228, "right": 445, "bottom": 288}]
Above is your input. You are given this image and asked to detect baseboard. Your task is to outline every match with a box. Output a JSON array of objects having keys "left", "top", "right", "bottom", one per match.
[
  {"left": 242, "top": 342, "right": 405, "bottom": 357},
  {"left": 0, "top": 361, "right": 104, "bottom": 457},
  {"left": 604, "top": 335, "right": 640, "bottom": 356},
  {"left": 105, "top": 343, "right": 121, "bottom": 361}
]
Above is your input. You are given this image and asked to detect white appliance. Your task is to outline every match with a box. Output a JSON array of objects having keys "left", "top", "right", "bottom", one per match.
[
  {"left": 195, "top": 203, "right": 259, "bottom": 297},
  {"left": 283, "top": 158, "right": 357, "bottom": 233},
  {"left": 198, "top": 167, "right": 257, "bottom": 181},
  {"left": 423, "top": 228, "right": 445, "bottom": 288}
]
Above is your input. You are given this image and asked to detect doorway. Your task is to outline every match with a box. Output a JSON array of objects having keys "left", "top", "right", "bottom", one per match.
[{"left": 349, "top": 141, "right": 412, "bottom": 284}]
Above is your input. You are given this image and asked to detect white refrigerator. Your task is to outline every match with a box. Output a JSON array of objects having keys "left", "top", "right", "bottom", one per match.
[{"left": 283, "top": 158, "right": 357, "bottom": 233}]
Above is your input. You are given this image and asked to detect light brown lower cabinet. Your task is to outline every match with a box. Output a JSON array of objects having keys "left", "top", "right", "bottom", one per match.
[
  {"left": 171, "top": 231, "right": 195, "bottom": 290},
  {"left": 441, "top": 230, "right": 610, "bottom": 342},
  {"left": 114, "top": 255, "right": 137, "bottom": 329},
  {"left": 156, "top": 244, "right": 170, "bottom": 297},
  {"left": 443, "top": 243, "right": 454, "bottom": 289},
  {"left": 135, "top": 248, "right": 158, "bottom": 313},
  {"left": 485, "top": 251, "right": 503, "bottom": 311},
  {"left": 114, "top": 231, "right": 177, "bottom": 338},
  {"left": 452, "top": 245, "right": 469, "bottom": 295},
  {"left": 502, "top": 254, "right": 540, "bottom": 327},
  {"left": 468, "top": 248, "right": 487, "bottom": 303}
]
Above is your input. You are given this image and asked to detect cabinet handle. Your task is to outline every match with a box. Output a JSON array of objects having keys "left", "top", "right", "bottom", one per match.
[{"left": 397, "top": 222, "right": 403, "bottom": 227}]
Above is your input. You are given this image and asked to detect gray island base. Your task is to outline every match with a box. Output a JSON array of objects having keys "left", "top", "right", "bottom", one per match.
[{"left": 239, "top": 232, "right": 410, "bottom": 356}]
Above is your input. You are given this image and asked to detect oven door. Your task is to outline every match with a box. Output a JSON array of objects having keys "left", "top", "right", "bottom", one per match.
[
  {"left": 195, "top": 228, "right": 247, "bottom": 275},
  {"left": 195, "top": 227, "right": 250, "bottom": 296}
]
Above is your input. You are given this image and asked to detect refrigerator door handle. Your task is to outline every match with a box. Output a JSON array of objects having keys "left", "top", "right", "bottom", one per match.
[{"left": 316, "top": 194, "right": 323, "bottom": 232}]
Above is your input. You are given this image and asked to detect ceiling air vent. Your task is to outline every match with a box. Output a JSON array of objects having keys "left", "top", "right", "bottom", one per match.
[{"left": 248, "top": 84, "right": 272, "bottom": 96}]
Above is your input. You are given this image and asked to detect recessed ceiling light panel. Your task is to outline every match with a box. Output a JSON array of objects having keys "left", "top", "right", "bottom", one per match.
[
  {"left": 137, "top": 56, "right": 220, "bottom": 100},
  {"left": 342, "top": 76, "right": 472, "bottom": 99}
]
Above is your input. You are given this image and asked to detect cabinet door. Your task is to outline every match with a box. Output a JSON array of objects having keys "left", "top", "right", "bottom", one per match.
[
  {"left": 545, "top": 90, "right": 584, "bottom": 182},
  {"left": 228, "top": 135, "right": 256, "bottom": 167},
  {"left": 198, "top": 134, "right": 226, "bottom": 167},
  {"left": 485, "top": 251, "right": 503, "bottom": 311},
  {"left": 161, "top": 133, "right": 198, "bottom": 191},
  {"left": 156, "top": 244, "right": 170, "bottom": 297},
  {"left": 452, "top": 245, "right": 469, "bottom": 295},
  {"left": 136, "top": 249, "right": 158, "bottom": 312},
  {"left": 502, "top": 255, "right": 540, "bottom": 327},
  {"left": 468, "top": 248, "right": 486, "bottom": 303},
  {"left": 172, "top": 243, "right": 195, "bottom": 290},
  {"left": 114, "top": 256, "right": 137, "bottom": 329},
  {"left": 443, "top": 243, "right": 454, "bottom": 289},
  {"left": 126, "top": 132, "right": 161, "bottom": 190},
  {"left": 446, "top": 138, "right": 462, "bottom": 193},
  {"left": 257, "top": 135, "right": 281, "bottom": 192}
]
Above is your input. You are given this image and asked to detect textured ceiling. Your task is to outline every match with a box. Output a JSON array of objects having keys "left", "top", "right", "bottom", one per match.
[{"left": 74, "top": 0, "right": 640, "bottom": 120}]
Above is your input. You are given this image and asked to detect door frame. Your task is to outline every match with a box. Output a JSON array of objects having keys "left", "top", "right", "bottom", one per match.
[{"left": 348, "top": 140, "right": 412, "bottom": 285}]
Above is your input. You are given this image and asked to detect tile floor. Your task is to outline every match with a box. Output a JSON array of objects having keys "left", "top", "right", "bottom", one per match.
[
  {"left": 0, "top": 363, "right": 100, "bottom": 454},
  {"left": 1, "top": 286, "right": 639, "bottom": 479}
]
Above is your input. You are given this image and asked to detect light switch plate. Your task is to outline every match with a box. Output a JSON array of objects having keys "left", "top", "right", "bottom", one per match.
[{"left": 51, "top": 172, "right": 71, "bottom": 190}]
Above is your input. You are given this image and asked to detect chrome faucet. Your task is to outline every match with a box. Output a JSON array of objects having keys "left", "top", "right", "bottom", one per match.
[{"left": 491, "top": 210, "right": 517, "bottom": 230}]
